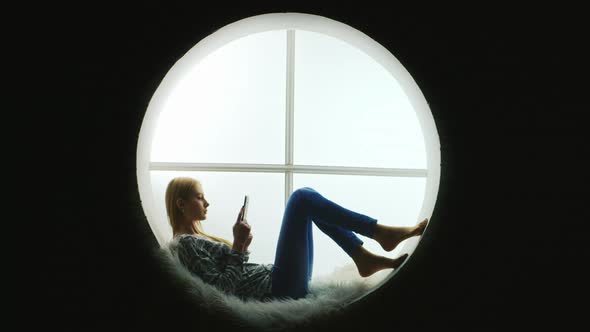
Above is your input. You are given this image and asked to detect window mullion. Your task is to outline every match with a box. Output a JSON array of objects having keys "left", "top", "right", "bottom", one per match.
[
  {"left": 149, "top": 161, "right": 428, "bottom": 177},
  {"left": 285, "top": 29, "right": 296, "bottom": 206}
]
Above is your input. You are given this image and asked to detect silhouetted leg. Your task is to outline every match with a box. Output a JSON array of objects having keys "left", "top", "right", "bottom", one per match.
[
  {"left": 313, "top": 218, "right": 365, "bottom": 258},
  {"left": 271, "top": 191, "right": 313, "bottom": 300},
  {"left": 271, "top": 187, "right": 378, "bottom": 300}
]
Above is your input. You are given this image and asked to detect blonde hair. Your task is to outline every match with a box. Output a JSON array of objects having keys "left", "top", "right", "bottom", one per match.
[{"left": 165, "top": 177, "right": 233, "bottom": 247}]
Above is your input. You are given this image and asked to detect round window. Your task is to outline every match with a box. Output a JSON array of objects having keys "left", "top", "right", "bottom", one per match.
[{"left": 137, "top": 12, "right": 440, "bottom": 293}]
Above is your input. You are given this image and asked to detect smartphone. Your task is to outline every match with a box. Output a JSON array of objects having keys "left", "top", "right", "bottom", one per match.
[{"left": 241, "top": 195, "right": 249, "bottom": 221}]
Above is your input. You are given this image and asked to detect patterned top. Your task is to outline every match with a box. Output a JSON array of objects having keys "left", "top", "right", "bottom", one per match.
[{"left": 171, "top": 234, "right": 275, "bottom": 302}]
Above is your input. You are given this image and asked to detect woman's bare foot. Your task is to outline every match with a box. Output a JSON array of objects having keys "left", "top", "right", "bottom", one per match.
[
  {"left": 373, "top": 218, "right": 428, "bottom": 252},
  {"left": 352, "top": 245, "right": 409, "bottom": 278}
]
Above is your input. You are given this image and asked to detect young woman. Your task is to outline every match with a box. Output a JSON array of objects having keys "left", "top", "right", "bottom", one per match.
[{"left": 166, "top": 177, "right": 427, "bottom": 302}]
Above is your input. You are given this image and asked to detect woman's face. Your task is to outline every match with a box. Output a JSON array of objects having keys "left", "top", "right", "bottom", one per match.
[{"left": 181, "top": 184, "right": 210, "bottom": 221}]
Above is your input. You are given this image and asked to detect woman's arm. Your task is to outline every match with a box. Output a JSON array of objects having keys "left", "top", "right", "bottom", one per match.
[
  {"left": 177, "top": 236, "right": 248, "bottom": 294},
  {"left": 232, "top": 233, "right": 253, "bottom": 253}
]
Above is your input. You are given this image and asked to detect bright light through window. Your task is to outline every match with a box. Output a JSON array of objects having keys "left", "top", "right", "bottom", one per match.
[
  {"left": 294, "top": 30, "right": 426, "bottom": 169},
  {"left": 137, "top": 13, "right": 441, "bottom": 286},
  {"left": 151, "top": 30, "right": 287, "bottom": 164}
]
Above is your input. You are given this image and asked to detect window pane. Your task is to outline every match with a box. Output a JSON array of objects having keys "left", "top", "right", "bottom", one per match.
[
  {"left": 150, "top": 170, "right": 285, "bottom": 266},
  {"left": 293, "top": 173, "right": 426, "bottom": 279},
  {"left": 294, "top": 30, "right": 426, "bottom": 169},
  {"left": 151, "top": 30, "right": 287, "bottom": 164}
]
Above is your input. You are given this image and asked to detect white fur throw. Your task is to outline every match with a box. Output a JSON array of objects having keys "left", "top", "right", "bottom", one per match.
[{"left": 156, "top": 244, "right": 390, "bottom": 330}]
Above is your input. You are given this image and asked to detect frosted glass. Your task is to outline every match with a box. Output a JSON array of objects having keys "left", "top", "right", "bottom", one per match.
[
  {"left": 150, "top": 170, "right": 285, "bottom": 266},
  {"left": 294, "top": 30, "right": 427, "bottom": 169},
  {"left": 151, "top": 30, "right": 286, "bottom": 164},
  {"left": 293, "top": 173, "right": 426, "bottom": 279}
]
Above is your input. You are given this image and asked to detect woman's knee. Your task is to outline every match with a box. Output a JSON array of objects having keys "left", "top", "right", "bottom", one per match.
[
  {"left": 294, "top": 187, "right": 318, "bottom": 199},
  {"left": 289, "top": 187, "right": 317, "bottom": 207},
  {"left": 296, "top": 187, "right": 317, "bottom": 195}
]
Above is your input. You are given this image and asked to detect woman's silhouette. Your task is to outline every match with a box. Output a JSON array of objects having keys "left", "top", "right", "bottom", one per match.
[{"left": 166, "top": 177, "right": 427, "bottom": 301}]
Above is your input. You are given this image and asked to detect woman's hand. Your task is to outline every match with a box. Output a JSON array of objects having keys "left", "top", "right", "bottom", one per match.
[
  {"left": 243, "top": 233, "right": 253, "bottom": 252},
  {"left": 232, "top": 206, "right": 251, "bottom": 253}
]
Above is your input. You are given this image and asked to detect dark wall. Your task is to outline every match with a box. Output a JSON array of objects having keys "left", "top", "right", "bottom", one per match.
[{"left": 41, "top": 4, "right": 586, "bottom": 331}]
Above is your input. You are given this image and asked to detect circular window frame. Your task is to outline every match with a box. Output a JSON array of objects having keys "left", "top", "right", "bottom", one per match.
[{"left": 137, "top": 12, "right": 441, "bottom": 301}]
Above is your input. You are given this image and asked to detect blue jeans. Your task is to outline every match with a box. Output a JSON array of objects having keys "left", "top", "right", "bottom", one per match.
[{"left": 270, "top": 187, "right": 378, "bottom": 300}]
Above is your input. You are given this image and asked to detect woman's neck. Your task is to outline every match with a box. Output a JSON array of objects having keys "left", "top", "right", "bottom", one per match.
[{"left": 174, "top": 221, "right": 200, "bottom": 238}]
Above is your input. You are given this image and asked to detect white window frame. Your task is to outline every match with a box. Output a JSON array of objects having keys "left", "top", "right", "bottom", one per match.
[{"left": 137, "top": 13, "right": 441, "bottom": 256}]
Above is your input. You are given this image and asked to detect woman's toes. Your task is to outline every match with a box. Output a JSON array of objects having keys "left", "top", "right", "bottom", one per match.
[
  {"left": 393, "top": 253, "right": 409, "bottom": 269},
  {"left": 413, "top": 218, "right": 428, "bottom": 236}
]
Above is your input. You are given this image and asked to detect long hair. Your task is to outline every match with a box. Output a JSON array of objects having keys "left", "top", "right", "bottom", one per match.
[{"left": 165, "top": 177, "right": 233, "bottom": 247}]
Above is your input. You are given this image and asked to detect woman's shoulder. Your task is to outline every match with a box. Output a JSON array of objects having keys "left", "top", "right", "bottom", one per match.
[
  {"left": 174, "top": 233, "right": 207, "bottom": 244},
  {"left": 175, "top": 233, "right": 198, "bottom": 239},
  {"left": 171, "top": 234, "right": 216, "bottom": 255},
  {"left": 174, "top": 234, "right": 223, "bottom": 249}
]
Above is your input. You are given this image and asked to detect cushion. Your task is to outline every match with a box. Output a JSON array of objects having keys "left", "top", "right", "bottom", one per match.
[{"left": 156, "top": 243, "right": 389, "bottom": 330}]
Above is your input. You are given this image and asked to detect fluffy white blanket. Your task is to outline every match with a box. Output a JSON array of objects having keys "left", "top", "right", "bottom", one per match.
[{"left": 156, "top": 244, "right": 390, "bottom": 330}]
